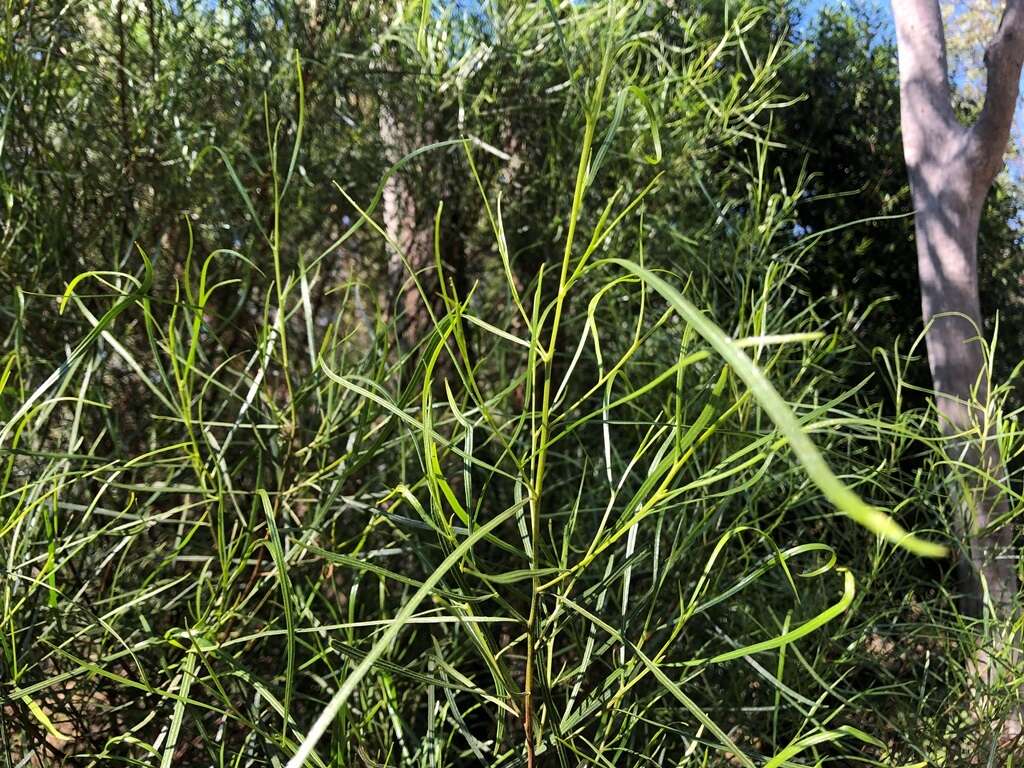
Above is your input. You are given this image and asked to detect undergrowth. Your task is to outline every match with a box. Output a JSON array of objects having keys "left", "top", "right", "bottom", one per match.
[{"left": 2, "top": 2, "right": 1023, "bottom": 767}]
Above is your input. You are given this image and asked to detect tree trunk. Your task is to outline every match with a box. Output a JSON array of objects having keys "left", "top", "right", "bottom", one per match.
[
  {"left": 908, "top": 144, "right": 1018, "bottom": 620},
  {"left": 892, "top": 0, "right": 1022, "bottom": 691},
  {"left": 379, "top": 106, "right": 436, "bottom": 349}
]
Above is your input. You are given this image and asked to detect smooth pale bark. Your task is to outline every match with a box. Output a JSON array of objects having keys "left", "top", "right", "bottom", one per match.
[{"left": 891, "top": 1, "right": 1022, "bottom": 622}]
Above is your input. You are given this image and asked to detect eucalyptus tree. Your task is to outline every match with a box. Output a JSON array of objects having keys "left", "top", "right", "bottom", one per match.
[{"left": 891, "top": 0, "right": 1022, "bottom": 686}]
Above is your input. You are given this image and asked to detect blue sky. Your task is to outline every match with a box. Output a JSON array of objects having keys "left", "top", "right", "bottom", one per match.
[
  {"left": 802, "top": 0, "right": 892, "bottom": 19},
  {"left": 796, "top": 0, "right": 894, "bottom": 37}
]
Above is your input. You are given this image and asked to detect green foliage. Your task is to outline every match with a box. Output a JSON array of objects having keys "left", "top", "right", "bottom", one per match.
[
  {"left": 775, "top": 7, "right": 1024, "bottom": 394},
  {"left": 2, "top": 1, "right": 1023, "bottom": 766}
]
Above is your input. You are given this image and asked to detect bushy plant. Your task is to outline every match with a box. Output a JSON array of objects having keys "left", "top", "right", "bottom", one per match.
[{"left": 3, "top": 1, "right": 1023, "bottom": 766}]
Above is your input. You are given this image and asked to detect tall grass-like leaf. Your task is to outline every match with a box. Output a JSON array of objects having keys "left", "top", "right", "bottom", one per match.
[
  {"left": 286, "top": 503, "right": 522, "bottom": 768},
  {"left": 605, "top": 257, "right": 947, "bottom": 558}
]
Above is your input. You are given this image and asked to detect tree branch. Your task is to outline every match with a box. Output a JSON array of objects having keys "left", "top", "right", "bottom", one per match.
[
  {"left": 969, "top": 0, "right": 1024, "bottom": 181},
  {"left": 892, "top": 0, "right": 959, "bottom": 164}
]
